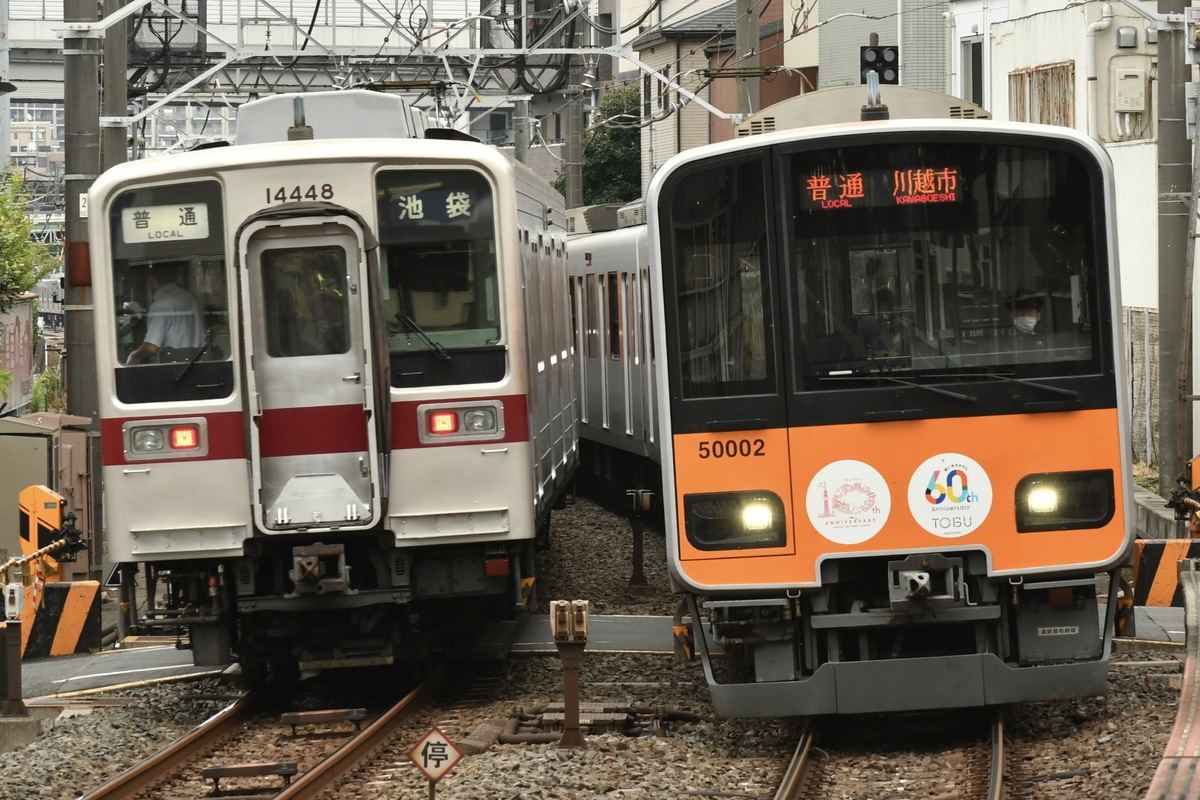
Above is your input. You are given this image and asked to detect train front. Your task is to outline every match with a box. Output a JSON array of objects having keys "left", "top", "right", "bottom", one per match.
[
  {"left": 651, "top": 120, "right": 1133, "bottom": 716},
  {"left": 89, "top": 127, "right": 572, "bottom": 689}
]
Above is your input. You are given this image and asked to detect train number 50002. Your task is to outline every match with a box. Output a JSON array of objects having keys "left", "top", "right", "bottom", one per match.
[{"left": 698, "top": 439, "right": 765, "bottom": 459}]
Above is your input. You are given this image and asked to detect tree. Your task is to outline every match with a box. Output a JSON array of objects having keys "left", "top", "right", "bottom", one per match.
[
  {"left": 556, "top": 84, "right": 642, "bottom": 205},
  {"left": 0, "top": 168, "right": 59, "bottom": 314}
]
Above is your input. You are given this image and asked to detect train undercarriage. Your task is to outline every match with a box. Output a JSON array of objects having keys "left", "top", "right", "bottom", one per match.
[
  {"left": 688, "top": 552, "right": 1118, "bottom": 717},
  {"left": 132, "top": 535, "right": 536, "bottom": 692}
]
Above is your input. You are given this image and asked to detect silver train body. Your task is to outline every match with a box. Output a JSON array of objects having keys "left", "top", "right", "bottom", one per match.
[{"left": 89, "top": 91, "right": 577, "bottom": 687}]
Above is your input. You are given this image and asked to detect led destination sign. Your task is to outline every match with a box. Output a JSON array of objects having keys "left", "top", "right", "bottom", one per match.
[{"left": 801, "top": 166, "right": 962, "bottom": 210}]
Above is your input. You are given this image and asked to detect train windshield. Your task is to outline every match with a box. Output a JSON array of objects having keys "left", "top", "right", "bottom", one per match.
[
  {"left": 106, "top": 179, "right": 232, "bottom": 402},
  {"left": 376, "top": 169, "right": 500, "bottom": 355},
  {"left": 785, "top": 137, "right": 1103, "bottom": 386},
  {"left": 660, "top": 132, "right": 1109, "bottom": 405}
]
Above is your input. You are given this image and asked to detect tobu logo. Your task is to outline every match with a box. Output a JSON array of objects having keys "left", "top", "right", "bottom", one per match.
[{"left": 908, "top": 453, "right": 992, "bottom": 538}]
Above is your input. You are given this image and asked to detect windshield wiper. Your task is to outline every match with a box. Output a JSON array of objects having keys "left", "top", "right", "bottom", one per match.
[
  {"left": 819, "top": 374, "right": 976, "bottom": 403},
  {"left": 397, "top": 312, "right": 451, "bottom": 363},
  {"left": 952, "top": 372, "right": 1079, "bottom": 399}
]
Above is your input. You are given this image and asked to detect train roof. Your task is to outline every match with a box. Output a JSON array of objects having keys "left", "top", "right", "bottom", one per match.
[{"left": 734, "top": 85, "right": 990, "bottom": 136}]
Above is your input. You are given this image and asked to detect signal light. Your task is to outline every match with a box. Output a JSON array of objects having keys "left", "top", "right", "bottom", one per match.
[{"left": 860, "top": 45, "right": 900, "bottom": 85}]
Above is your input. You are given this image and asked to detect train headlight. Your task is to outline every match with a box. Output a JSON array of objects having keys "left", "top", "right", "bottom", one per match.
[
  {"left": 132, "top": 428, "right": 164, "bottom": 452},
  {"left": 463, "top": 408, "right": 498, "bottom": 433},
  {"left": 684, "top": 491, "right": 787, "bottom": 550},
  {"left": 1016, "top": 470, "right": 1115, "bottom": 532}
]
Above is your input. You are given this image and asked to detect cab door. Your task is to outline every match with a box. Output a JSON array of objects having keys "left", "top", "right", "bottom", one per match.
[{"left": 239, "top": 215, "right": 381, "bottom": 531}]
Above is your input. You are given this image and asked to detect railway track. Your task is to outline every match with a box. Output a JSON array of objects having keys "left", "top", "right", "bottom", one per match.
[
  {"left": 774, "top": 710, "right": 1007, "bottom": 800},
  {"left": 78, "top": 675, "right": 441, "bottom": 800}
]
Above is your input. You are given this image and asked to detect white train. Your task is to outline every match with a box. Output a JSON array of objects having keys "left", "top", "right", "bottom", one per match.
[{"left": 88, "top": 90, "right": 577, "bottom": 689}]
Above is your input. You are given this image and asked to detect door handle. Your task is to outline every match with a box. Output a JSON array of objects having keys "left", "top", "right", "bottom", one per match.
[{"left": 343, "top": 373, "right": 361, "bottom": 383}]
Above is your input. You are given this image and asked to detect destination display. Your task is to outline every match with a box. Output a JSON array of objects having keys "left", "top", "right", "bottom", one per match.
[
  {"left": 800, "top": 166, "right": 962, "bottom": 210},
  {"left": 382, "top": 188, "right": 479, "bottom": 226},
  {"left": 121, "top": 203, "right": 211, "bottom": 243}
]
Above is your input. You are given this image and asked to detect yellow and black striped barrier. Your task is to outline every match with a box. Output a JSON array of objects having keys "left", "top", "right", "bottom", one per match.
[
  {"left": 1132, "top": 539, "right": 1200, "bottom": 607},
  {"left": 16, "top": 581, "right": 102, "bottom": 659},
  {"left": 4, "top": 485, "right": 98, "bottom": 659}
]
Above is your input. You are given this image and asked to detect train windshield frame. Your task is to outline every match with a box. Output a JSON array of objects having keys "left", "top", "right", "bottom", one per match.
[
  {"left": 376, "top": 169, "right": 501, "bottom": 350},
  {"left": 658, "top": 129, "right": 1117, "bottom": 431}
]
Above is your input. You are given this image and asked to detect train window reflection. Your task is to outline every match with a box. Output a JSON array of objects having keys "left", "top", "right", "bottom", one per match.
[
  {"left": 665, "top": 157, "right": 776, "bottom": 399},
  {"left": 785, "top": 140, "right": 1099, "bottom": 386},
  {"left": 376, "top": 169, "right": 500, "bottom": 352},
  {"left": 261, "top": 245, "right": 349, "bottom": 358}
]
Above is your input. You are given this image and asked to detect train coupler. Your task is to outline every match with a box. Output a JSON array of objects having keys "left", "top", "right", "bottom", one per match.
[
  {"left": 887, "top": 553, "right": 967, "bottom": 613},
  {"left": 289, "top": 543, "right": 348, "bottom": 595}
]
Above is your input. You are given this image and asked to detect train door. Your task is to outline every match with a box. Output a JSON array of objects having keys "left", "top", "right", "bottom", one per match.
[{"left": 238, "top": 215, "right": 382, "bottom": 531}]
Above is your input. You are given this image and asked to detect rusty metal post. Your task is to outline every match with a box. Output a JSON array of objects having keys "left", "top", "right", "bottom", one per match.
[
  {"left": 556, "top": 640, "right": 586, "bottom": 747},
  {"left": 627, "top": 490, "right": 655, "bottom": 596},
  {"left": 1, "top": 622, "right": 26, "bottom": 717},
  {"left": 550, "top": 600, "right": 589, "bottom": 748}
]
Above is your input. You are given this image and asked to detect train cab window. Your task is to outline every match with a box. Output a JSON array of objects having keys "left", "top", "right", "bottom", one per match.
[
  {"left": 260, "top": 245, "right": 349, "bottom": 357},
  {"left": 661, "top": 157, "right": 776, "bottom": 399},
  {"left": 783, "top": 138, "right": 1104, "bottom": 391},
  {"left": 108, "top": 179, "right": 232, "bottom": 403},
  {"left": 376, "top": 170, "right": 500, "bottom": 356}
]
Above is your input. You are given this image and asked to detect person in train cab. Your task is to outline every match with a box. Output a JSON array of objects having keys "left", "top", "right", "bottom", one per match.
[
  {"left": 1007, "top": 292, "right": 1045, "bottom": 341},
  {"left": 125, "top": 262, "right": 206, "bottom": 364}
]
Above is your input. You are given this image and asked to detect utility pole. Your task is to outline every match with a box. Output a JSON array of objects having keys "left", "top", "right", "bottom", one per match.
[
  {"left": 565, "top": 51, "right": 583, "bottom": 209},
  {"left": 515, "top": 97, "right": 530, "bottom": 165},
  {"left": 736, "top": 0, "right": 759, "bottom": 116},
  {"left": 1158, "top": 0, "right": 1191, "bottom": 498},
  {"left": 63, "top": 0, "right": 102, "bottom": 573},
  {"left": 1, "top": 0, "right": 11, "bottom": 169}
]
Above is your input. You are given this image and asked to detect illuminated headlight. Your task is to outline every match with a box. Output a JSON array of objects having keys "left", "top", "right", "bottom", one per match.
[
  {"left": 463, "top": 408, "right": 498, "bottom": 433},
  {"left": 131, "top": 428, "right": 165, "bottom": 453},
  {"left": 684, "top": 491, "right": 786, "bottom": 551},
  {"left": 1016, "top": 470, "right": 1115, "bottom": 532},
  {"left": 1026, "top": 488, "right": 1058, "bottom": 514}
]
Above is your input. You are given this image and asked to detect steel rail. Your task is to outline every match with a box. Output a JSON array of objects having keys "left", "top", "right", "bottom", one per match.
[
  {"left": 988, "top": 710, "right": 1006, "bottom": 800},
  {"left": 78, "top": 694, "right": 253, "bottom": 800},
  {"left": 773, "top": 717, "right": 817, "bottom": 800},
  {"left": 1144, "top": 558, "right": 1200, "bottom": 800},
  {"left": 276, "top": 671, "right": 444, "bottom": 799}
]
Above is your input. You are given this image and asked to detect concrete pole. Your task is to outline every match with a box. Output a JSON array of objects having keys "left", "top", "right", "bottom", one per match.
[
  {"left": 102, "top": 0, "right": 127, "bottom": 172},
  {"left": 1, "top": 0, "right": 10, "bottom": 169},
  {"left": 565, "top": 55, "right": 583, "bottom": 209},
  {"left": 63, "top": 0, "right": 103, "bottom": 571},
  {"left": 1158, "top": 0, "right": 1191, "bottom": 498},
  {"left": 736, "top": 0, "right": 759, "bottom": 116},
  {"left": 515, "top": 97, "right": 530, "bottom": 165}
]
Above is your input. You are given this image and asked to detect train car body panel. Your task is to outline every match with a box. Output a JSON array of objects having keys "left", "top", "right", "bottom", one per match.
[
  {"left": 89, "top": 91, "right": 576, "bottom": 685},
  {"left": 574, "top": 90, "right": 1132, "bottom": 717},
  {"left": 674, "top": 407, "right": 1128, "bottom": 585}
]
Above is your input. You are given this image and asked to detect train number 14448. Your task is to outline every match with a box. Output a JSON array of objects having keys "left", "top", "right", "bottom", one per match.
[
  {"left": 266, "top": 184, "right": 335, "bottom": 203},
  {"left": 698, "top": 439, "right": 765, "bottom": 458}
]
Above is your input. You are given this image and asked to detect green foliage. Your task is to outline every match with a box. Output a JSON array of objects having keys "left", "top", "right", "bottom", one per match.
[
  {"left": 556, "top": 85, "right": 642, "bottom": 205},
  {"left": 0, "top": 169, "right": 59, "bottom": 314},
  {"left": 30, "top": 366, "right": 65, "bottom": 413},
  {"left": 0, "top": 370, "right": 11, "bottom": 404}
]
